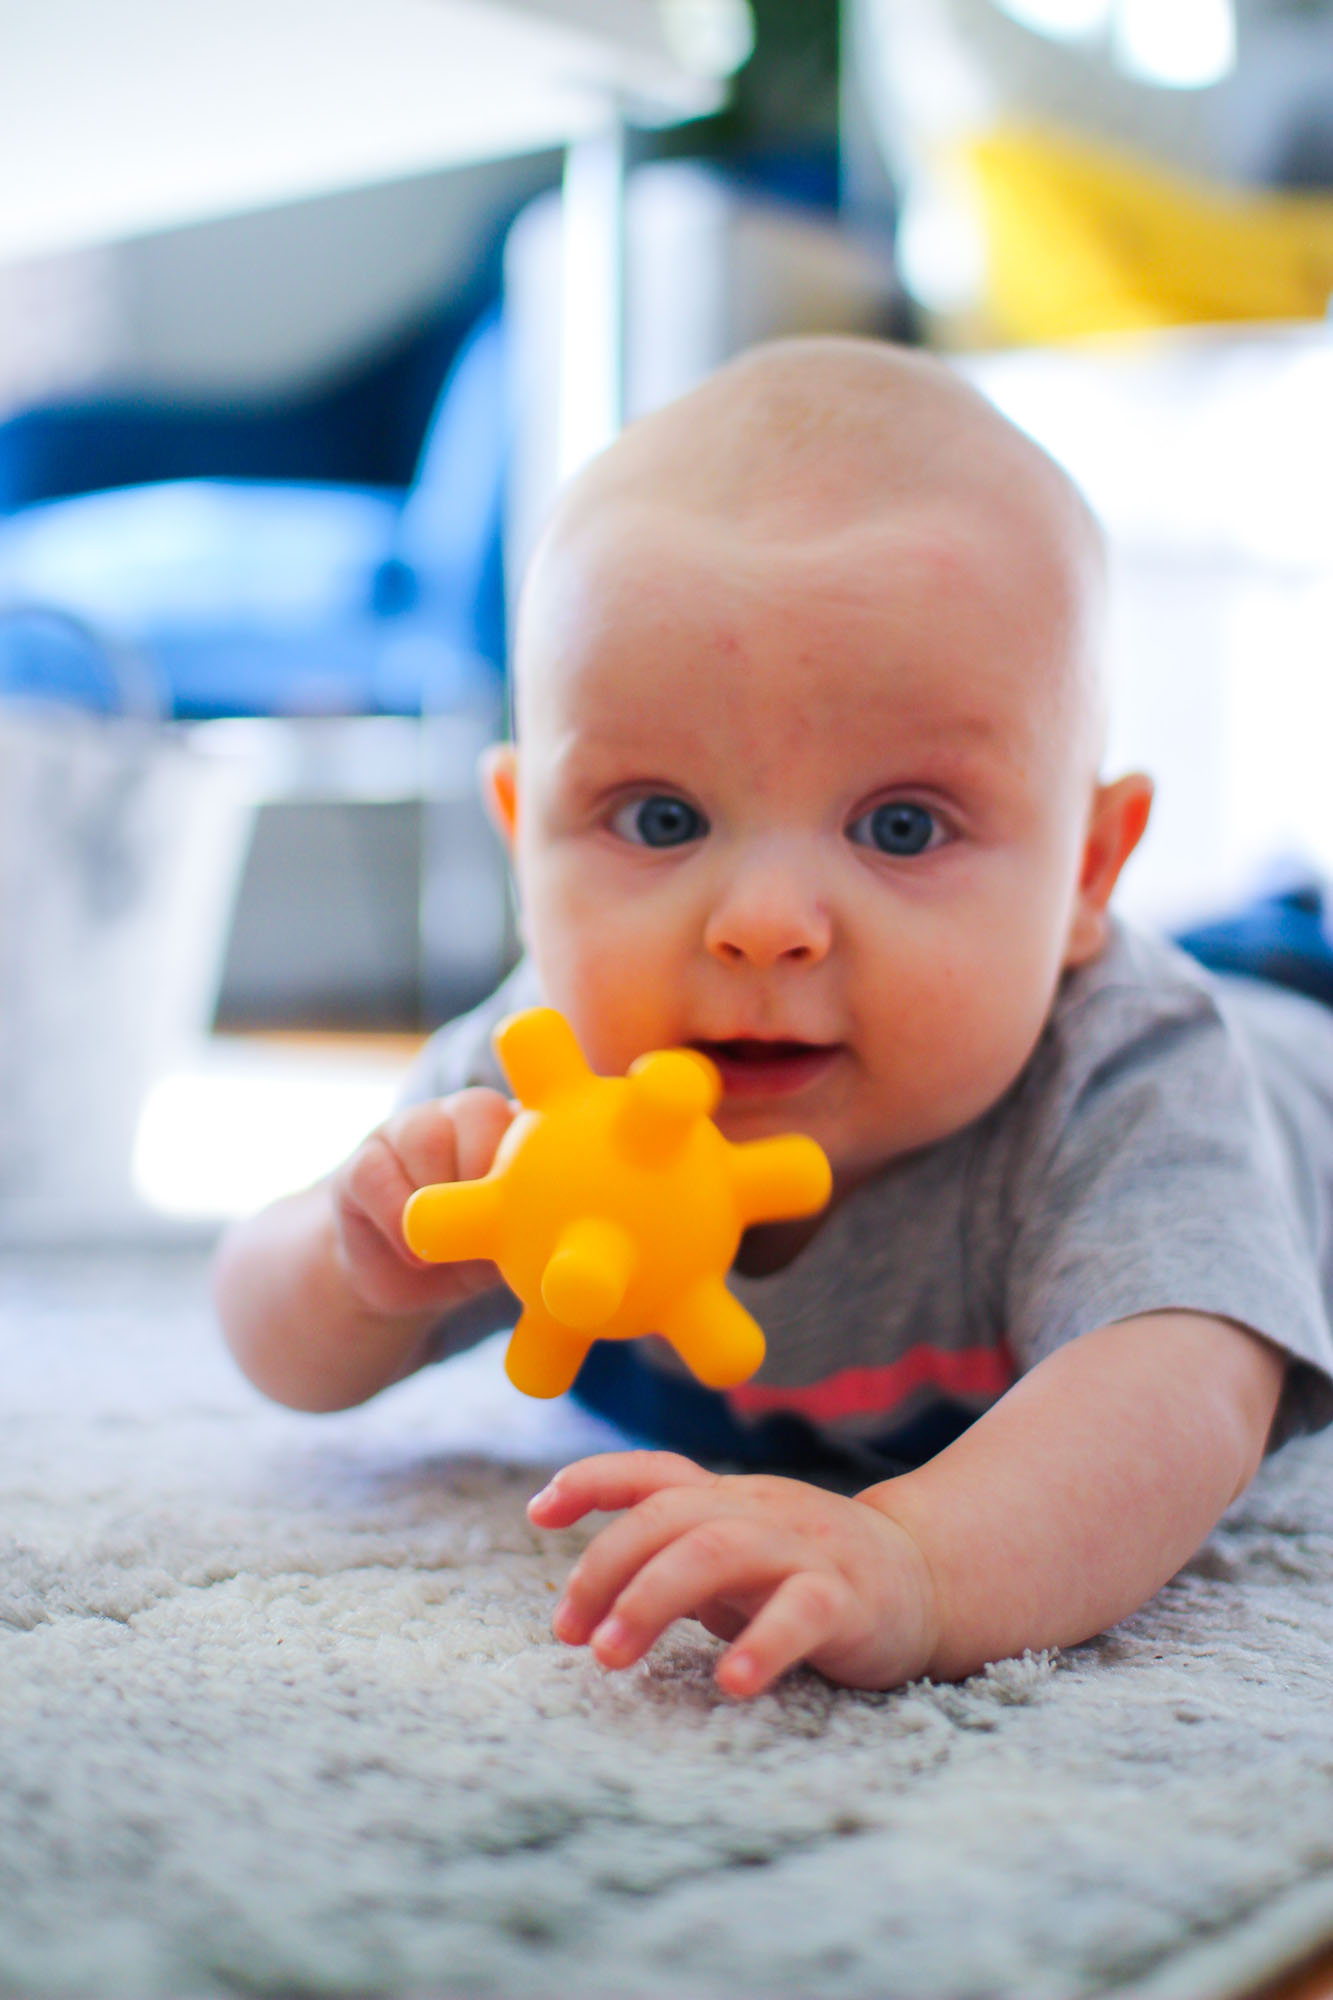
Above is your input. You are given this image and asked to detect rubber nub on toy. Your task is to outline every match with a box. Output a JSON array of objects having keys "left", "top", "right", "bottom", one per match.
[
  {"left": 617, "top": 1049, "right": 719, "bottom": 1164},
  {"left": 540, "top": 1215, "right": 637, "bottom": 1329}
]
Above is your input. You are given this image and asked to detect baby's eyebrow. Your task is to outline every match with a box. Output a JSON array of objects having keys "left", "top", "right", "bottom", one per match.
[
  {"left": 850, "top": 710, "right": 1018, "bottom": 778},
  {"left": 869, "top": 670, "right": 1054, "bottom": 750},
  {"left": 541, "top": 729, "right": 691, "bottom": 791}
]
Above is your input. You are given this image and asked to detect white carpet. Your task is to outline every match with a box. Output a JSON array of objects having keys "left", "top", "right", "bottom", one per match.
[{"left": 4, "top": 1248, "right": 1333, "bottom": 2000}]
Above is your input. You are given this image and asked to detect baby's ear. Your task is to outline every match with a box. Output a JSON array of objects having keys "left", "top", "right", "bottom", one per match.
[
  {"left": 479, "top": 742, "right": 519, "bottom": 854},
  {"left": 1064, "top": 772, "right": 1154, "bottom": 968}
]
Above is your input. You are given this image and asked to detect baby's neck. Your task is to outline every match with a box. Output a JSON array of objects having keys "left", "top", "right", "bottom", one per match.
[
  {"left": 733, "top": 1159, "right": 878, "bottom": 1277},
  {"left": 734, "top": 1216, "right": 824, "bottom": 1278}
]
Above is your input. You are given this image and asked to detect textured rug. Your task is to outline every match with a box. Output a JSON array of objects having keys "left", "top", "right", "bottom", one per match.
[{"left": 4, "top": 1249, "right": 1333, "bottom": 2000}]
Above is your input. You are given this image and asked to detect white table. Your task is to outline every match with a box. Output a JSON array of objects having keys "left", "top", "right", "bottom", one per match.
[
  {"left": 0, "top": 0, "right": 750, "bottom": 463},
  {"left": 0, "top": 0, "right": 743, "bottom": 263}
]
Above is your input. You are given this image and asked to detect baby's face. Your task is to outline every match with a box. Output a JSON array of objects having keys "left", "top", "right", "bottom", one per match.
[{"left": 495, "top": 481, "right": 1112, "bottom": 1193}]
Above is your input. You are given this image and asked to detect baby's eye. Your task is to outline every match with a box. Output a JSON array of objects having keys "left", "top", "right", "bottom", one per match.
[
  {"left": 846, "top": 801, "right": 946, "bottom": 857},
  {"left": 609, "top": 793, "right": 708, "bottom": 848}
]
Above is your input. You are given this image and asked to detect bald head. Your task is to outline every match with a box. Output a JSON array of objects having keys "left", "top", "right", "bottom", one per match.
[
  {"left": 542, "top": 335, "right": 1098, "bottom": 551},
  {"left": 516, "top": 336, "right": 1108, "bottom": 770}
]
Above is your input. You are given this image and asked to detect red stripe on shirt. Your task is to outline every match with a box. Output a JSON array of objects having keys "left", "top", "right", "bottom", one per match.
[{"left": 727, "top": 1342, "right": 1015, "bottom": 1425}]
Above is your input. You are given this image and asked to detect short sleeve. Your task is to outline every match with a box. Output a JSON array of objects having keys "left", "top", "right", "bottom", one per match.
[{"left": 1000, "top": 966, "right": 1333, "bottom": 1448}]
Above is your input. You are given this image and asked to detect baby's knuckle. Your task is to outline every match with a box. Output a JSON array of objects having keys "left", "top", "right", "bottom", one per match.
[
  {"left": 793, "top": 1572, "right": 847, "bottom": 1624},
  {"left": 686, "top": 1519, "right": 745, "bottom": 1567},
  {"left": 406, "top": 1105, "right": 466, "bottom": 1178},
  {"left": 339, "top": 1132, "right": 392, "bottom": 1205},
  {"left": 447, "top": 1086, "right": 496, "bottom": 1113},
  {"left": 647, "top": 1450, "right": 707, "bottom": 1484},
  {"left": 636, "top": 1489, "right": 684, "bottom": 1533},
  {"left": 737, "top": 1474, "right": 792, "bottom": 1510},
  {"left": 450, "top": 1087, "right": 511, "bottom": 1161}
]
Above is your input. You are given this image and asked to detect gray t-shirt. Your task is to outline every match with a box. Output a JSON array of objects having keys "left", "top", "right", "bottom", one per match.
[{"left": 400, "top": 922, "right": 1333, "bottom": 1470}]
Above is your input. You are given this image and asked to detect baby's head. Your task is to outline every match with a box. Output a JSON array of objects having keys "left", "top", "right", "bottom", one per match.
[{"left": 483, "top": 337, "right": 1151, "bottom": 1189}]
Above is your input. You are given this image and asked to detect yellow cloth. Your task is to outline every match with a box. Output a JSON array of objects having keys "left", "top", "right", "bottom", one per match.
[{"left": 959, "top": 122, "right": 1333, "bottom": 343}]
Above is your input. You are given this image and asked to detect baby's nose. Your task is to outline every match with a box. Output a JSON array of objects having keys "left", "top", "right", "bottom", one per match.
[{"left": 703, "top": 858, "right": 833, "bottom": 969}]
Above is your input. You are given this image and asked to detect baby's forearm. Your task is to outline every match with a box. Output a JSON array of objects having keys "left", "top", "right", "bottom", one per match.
[
  {"left": 213, "top": 1185, "right": 442, "bottom": 1412},
  {"left": 860, "top": 1311, "right": 1286, "bottom": 1681},
  {"left": 215, "top": 1089, "right": 515, "bottom": 1414}
]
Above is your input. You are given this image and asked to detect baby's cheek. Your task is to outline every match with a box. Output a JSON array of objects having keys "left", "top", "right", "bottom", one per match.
[
  {"left": 915, "top": 965, "right": 1049, "bottom": 1124},
  {"left": 853, "top": 944, "right": 1044, "bottom": 1151},
  {"left": 527, "top": 908, "right": 677, "bottom": 1074}
]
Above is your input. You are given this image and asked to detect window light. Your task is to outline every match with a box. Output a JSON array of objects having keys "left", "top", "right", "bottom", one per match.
[{"left": 1112, "top": 0, "right": 1237, "bottom": 90}]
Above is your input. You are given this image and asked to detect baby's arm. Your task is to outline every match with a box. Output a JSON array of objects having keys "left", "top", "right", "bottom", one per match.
[
  {"left": 530, "top": 1311, "right": 1284, "bottom": 1694},
  {"left": 872, "top": 1310, "right": 1284, "bottom": 1679},
  {"left": 213, "top": 1087, "right": 514, "bottom": 1411}
]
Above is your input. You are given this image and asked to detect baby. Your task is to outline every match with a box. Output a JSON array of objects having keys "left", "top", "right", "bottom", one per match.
[{"left": 215, "top": 336, "right": 1333, "bottom": 1699}]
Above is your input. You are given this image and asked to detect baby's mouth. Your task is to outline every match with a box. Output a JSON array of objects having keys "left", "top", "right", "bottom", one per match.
[{"left": 691, "top": 1038, "right": 841, "bottom": 1100}]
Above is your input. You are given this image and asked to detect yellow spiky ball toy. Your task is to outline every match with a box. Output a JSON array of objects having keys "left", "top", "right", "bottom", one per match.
[{"left": 402, "top": 1007, "right": 832, "bottom": 1399}]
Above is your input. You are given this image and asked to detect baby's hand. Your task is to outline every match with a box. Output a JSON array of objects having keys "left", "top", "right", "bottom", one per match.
[
  {"left": 331, "top": 1087, "right": 515, "bottom": 1318},
  {"left": 528, "top": 1450, "right": 938, "bottom": 1697}
]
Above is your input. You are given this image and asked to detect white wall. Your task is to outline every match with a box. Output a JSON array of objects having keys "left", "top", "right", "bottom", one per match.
[{"left": 967, "top": 325, "right": 1333, "bottom": 930}]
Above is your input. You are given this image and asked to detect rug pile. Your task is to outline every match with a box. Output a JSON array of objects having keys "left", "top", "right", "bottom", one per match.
[{"left": 3, "top": 1248, "right": 1333, "bottom": 1999}]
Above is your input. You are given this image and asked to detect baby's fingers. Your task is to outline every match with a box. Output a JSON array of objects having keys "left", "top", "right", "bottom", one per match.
[
  {"left": 583, "top": 1516, "right": 796, "bottom": 1671},
  {"left": 444, "top": 1088, "right": 518, "bottom": 1185},
  {"left": 340, "top": 1092, "right": 509, "bottom": 1243},
  {"left": 527, "top": 1450, "right": 714, "bottom": 1529},
  {"left": 716, "top": 1571, "right": 856, "bottom": 1698},
  {"left": 390, "top": 1087, "right": 513, "bottom": 1196},
  {"left": 331, "top": 1089, "right": 512, "bottom": 1314}
]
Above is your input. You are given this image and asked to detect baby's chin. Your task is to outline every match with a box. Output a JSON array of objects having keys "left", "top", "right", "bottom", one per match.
[
  {"left": 706, "top": 1075, "right": 870, "bottom": 1188},
  {"left": 715, "top": 1083, "right": 986, "bottom": 1193}
]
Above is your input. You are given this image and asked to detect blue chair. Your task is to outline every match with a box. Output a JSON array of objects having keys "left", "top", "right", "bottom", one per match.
[{"left": 0, "top": 304, "right": 509, "bottom": 722}]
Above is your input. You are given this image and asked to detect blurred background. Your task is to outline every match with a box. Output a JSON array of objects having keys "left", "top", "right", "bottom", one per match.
[{"left": 1, "top": 0, "right": 1330, "bottom": 1238}]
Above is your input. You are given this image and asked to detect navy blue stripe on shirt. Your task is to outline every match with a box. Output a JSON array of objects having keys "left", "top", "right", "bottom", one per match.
[{"left": 570, "top": 1339, "right": 980, "bottom": 1478}]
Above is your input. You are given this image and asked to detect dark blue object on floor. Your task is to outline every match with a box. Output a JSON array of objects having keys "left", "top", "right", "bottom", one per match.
[{"left": 1174, "top": 880, "right": 1333, "bottom": 1009}]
